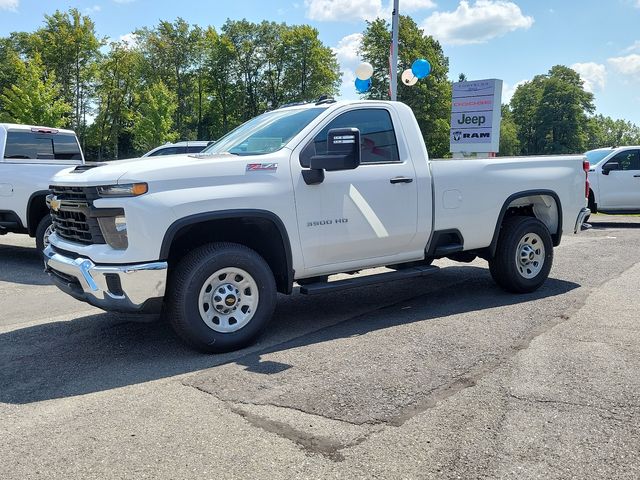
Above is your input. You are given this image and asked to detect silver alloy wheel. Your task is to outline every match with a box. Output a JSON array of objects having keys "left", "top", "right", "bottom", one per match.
[
  {"left": 515, "top": 232, "right": 545, "bottom": 279},
  {"left": 198, "top": 267, "right": 259, "bottom": 333},
  {"left": 42, "top": 224, "right": 54, "bottom": 249}
]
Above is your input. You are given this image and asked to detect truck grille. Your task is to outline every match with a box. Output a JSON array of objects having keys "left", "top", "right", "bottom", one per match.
[{"left": 48, "top": 186, "right": 105, "bottom": 245}]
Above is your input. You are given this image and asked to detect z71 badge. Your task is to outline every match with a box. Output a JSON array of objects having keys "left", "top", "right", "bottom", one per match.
[{"left": 246, "top": 163, "right": 278, "bottom": 172}]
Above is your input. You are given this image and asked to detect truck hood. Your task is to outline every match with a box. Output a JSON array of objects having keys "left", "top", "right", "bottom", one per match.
[{"left": 50, "top": 153, "right": 241, "bottom": 186}]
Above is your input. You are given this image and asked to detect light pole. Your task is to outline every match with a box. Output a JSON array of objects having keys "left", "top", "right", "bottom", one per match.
[{"left": 390, "top": 0, "right": 400, "bottom": 101}]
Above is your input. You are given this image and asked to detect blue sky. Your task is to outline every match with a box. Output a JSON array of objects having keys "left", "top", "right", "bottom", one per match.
[{"left": 2, "top": 0, "right": 640, "bottom": 124}]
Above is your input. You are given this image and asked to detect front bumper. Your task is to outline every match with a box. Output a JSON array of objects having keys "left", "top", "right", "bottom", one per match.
[
  {"left": 574, "top": 207, "right": 591, "bottom": 233},
  {"left": 43, "top": 246, "right": 168, "bottom": 313}
]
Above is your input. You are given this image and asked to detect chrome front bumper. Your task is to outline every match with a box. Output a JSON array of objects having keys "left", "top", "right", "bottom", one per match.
[
  {"left": 574, "top": 207, "right": 591, "bottom": 233},
  {"left": 43, "top": 246, "right": 168, "bottom": 313}
]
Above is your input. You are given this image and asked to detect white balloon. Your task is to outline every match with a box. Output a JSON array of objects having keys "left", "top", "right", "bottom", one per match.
[
  {"left": 355, "top": 62, "right": 374, "bottom": 81},
  {"left": 401, "top": 69, "right": 418, "bottom": 86}
]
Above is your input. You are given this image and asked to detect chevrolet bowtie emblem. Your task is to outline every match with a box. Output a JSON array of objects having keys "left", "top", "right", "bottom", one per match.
[{"left": 50, "top": 197, "right": 61, "bottom": 212}]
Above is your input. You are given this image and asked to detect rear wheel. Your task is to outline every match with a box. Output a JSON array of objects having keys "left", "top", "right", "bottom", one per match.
[
  {"left": 35, "top": 215, "right": 53, "bottom": 256},
  {"left": 166, "top": 242, "right": 277, "bottom": 353},
  {"left": 489, "top": 216, "right": 553, "bottom": 293}
]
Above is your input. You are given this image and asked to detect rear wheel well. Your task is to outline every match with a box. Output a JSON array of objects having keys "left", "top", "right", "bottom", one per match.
[
  {"left": 489, "top": 192, "right": 562, "bottom": 258},
  {"left": 588, "top": 189, "right": 597, "bottom": 213},
  {"left": 27, "top": 192, "right": 50, "bottom": 237},
  {"left": 164, "top": 216, "right": 292, "bottom": 294}
]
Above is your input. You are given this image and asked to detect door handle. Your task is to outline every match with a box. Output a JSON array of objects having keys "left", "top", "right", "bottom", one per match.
[
  {"left": 634, "top": 174, "right": 640, "bottom": 177},
  {"left": 390, "top": 176, "right": 414, "bottom": 184}
]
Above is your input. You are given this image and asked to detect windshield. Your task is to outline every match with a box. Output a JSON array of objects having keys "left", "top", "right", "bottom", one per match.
[
  {"left": 585, "top": 149, "right": 612, "bottom": 166},
  {"left": 202, "top": 107, "right": 327, "bottom": 156}
]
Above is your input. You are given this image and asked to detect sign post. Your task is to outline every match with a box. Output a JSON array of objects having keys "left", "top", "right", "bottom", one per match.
[
  {"left": 390, "top": 0, "right": 399, "bottom": 101},
  {"left": 449, "top": 79, "right": 503, "bottom": 156}
]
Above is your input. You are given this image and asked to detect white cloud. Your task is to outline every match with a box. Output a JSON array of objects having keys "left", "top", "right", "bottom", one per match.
[
  {"left": 608, "top": 54, "right": 640, "bottom": 76},
  {"left": 400, "top": 0, "right": 437, "bottom": 11},
  {"left": 333, "top": 33, "right": 363, "bottom": 67},
  {"left": 0, "top": 0, "right": 18, "bottom": 12},
  {"left": 305, "top": 0, "right": 435, "bottom": 22},
  {"left": 502, "top": 79, "right": 527, "bottom": 103},
  {"left": 422, "top": 0, "right": 533, "bottom": 46},
  {"left": 119, "top": 32, "right": 138, "bottom": 48},
  {"left": 623, "top": 40, "right": 640, "bottom": 53},
  {"left": 570, "top": 62, "right": 606, "bottom": 92},
  {"left": 84, "top": 5, "right": 101, "bottom": 14},
  {"left": 333, "top": 33, "right": 365, "bottom": 99}
]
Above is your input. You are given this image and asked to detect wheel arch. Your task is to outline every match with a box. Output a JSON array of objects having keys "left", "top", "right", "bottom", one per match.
[
  {"left": 160, "top": 210, "right": 294, "bottom": 294},
  {"left": 27, "top": 190, "right": 51, "bottom": 236},
  {"left": 489, "top": 190, "right": 562, "bottom": 258}
]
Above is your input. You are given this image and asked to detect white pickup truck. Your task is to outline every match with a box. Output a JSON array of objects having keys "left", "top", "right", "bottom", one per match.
[
  {"left": 0, "top": 124, "right": 84, "bottom": 252},
  {"left": 44, "top": 100, "right": 590, "bottom": 352},
  {"left": 586, "top": 146, "right": 640, "bottom": 214}
]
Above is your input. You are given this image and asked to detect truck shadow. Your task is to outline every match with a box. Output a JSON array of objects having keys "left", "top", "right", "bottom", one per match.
[
  {"left": 589, "top": 221, "right": 640, "bottom": 230},
  {"left": 0, "top": 266, "right": 580, "bottom": 404},
  {"left": 0, "top": 243, "right": 49, "bottom": 285}
]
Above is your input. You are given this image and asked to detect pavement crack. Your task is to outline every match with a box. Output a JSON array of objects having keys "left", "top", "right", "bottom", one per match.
[
  {"left": 507, "top": 392, "right": 637, "bottom": 420},
  {"left": 228, "top": 405, "right": 370, "bottom": 462},
  {"left": 226, "top": 399, "right": 377, "bottom": 427},
  {"left": 181, "top": 382, "right": 378, "bottom": 461}
]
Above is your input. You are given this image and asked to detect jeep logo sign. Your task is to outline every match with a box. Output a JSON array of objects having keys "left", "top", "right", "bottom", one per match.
[{"left": 450, "top": 79, "right": 502, "bottom": 154}]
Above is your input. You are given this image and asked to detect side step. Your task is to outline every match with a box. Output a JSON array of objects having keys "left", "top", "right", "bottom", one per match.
[
  {"left": 433, "top": 243, "right": 463, "bottom": 256},
  {"left": 298, "top": 265, "right": 439, "bottom": 295}
]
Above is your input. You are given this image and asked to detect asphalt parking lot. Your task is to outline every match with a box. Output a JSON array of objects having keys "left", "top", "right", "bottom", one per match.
[{"left": 1, "top": 215, "right": 639, "bottom": 479}]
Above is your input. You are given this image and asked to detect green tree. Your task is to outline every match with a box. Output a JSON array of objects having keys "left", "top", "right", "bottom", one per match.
[
  {"left": 131, "top": 81, "right": 178, "bottom": 152},
  {"left": 89, "top": 42, "right": 141, "bottom": 160},
  {"left": 202, "top": 26, "right": 241, "bottom": 138},
  {"left": 511, "top": 65, "right": 595, "bottom": 154},
  {"left": 32, "top": 8, "right": 102, "bottom": 138},
  {"left": 136, "top": 18, "right": 201, "bottom": 138},
  {"left": 281, "top": 24, "right": 340, "bottom": 103},
  {"left": 361, "top": 16, "right": 451, "bottom": 157},
  {"left": 498, "top": 104, "right": 520, "bottom": 156},
  {"left": 0, "top": 53, "right": 71, "bottom": 127},
  {"left": 586, "top": 114, "right": 640, "bottom": 149}
]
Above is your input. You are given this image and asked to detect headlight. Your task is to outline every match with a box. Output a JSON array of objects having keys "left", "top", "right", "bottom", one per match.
[
  {"left": 97, "top": 183, "right": 148, "bottom": 197},
  {"left": 97, "top": 214, "right": 128, "bottom": 250}
]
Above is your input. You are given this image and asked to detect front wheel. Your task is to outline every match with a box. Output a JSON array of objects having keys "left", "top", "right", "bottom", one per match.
[
  {"left": 489, "top": 216, "right": 553, "bottom": 293},
  {"left": 35, "top": 215, "right": 54, "bottom": 256},
  {"left": 166, "top": 242, "right": 277, "bottom": 353}
]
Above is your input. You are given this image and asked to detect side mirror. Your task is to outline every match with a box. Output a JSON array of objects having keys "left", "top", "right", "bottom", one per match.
[
  {"left": 602, "top": 162, "right": 620, "bottom": 175},
  {"left": 310, "top": 128, "right": 361, "bottom": 172}
]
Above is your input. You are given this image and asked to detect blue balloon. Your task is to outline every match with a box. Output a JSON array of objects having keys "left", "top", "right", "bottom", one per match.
[
  {"left": 411, "top": 59, "right": 431, "bottom": 79},
  {"left": 355, "top": 77, "right": 371, "bottom": 93}
]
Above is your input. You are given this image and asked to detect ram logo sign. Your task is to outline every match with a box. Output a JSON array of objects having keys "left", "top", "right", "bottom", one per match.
[{"left": 450, "top": 79, "right": 502, "bottom": 154}]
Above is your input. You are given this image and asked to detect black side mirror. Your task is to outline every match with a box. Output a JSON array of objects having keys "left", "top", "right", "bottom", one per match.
[
  {"left": 303, "top": 128, "right": 361, "bottom": 185},
  {"left": 602, "top": 162, "right": 620, "bottom": 175},
  {"left": 311, "top": 128, "right": 361, "bottom": 171}
]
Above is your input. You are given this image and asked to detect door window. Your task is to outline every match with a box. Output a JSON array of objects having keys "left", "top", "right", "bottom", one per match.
[
  {"left": 300, "top": 109, "right": 400, "bottom": 167},
  {"left": 4, "top": 131, "right": 82, "bottom": 160},
  {"left": 608, "top": 150, "right": 640, "bottom": 171}
]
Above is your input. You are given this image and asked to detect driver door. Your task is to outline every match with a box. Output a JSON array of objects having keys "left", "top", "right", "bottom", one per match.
[
  {"left": 291, "top": 107, "right": 419, "bottom": 271},
  {"left": 599, "top": 149, "right": 640, "bottom": 210}
]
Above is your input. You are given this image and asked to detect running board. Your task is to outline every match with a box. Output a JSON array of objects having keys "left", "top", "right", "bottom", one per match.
[
  {"left": 433, "top": 243, "right": 463, "bottom": 256},
  {"left": 298, "top": 265, "right": 439, "bottom": 295}
]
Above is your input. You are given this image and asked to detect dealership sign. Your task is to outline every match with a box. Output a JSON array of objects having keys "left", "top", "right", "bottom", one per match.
[{"left": 450, "top": 79, "right": 503, "bottom": 154}]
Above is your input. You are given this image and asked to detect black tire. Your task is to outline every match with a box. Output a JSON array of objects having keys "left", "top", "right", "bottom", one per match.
[
  {"left": 166, "top": 242, "right": 277, "bottom": 353},
  {"left": 35, "top": 215, "right": 53, "bottom": 256},
  {"left": 489, "top": 216, "right": 553, "bottom": 293},
  {"left": 587, "top": 191, "right": 597, "bottom": 214}
]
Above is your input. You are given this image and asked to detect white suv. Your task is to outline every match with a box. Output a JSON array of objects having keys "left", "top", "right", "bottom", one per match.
[
  {"left": 141, "top": 141, "right": 211, "bottom": 157},
  {"left": 0, "top": 124, "right": 84, "bottom": 252}
]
